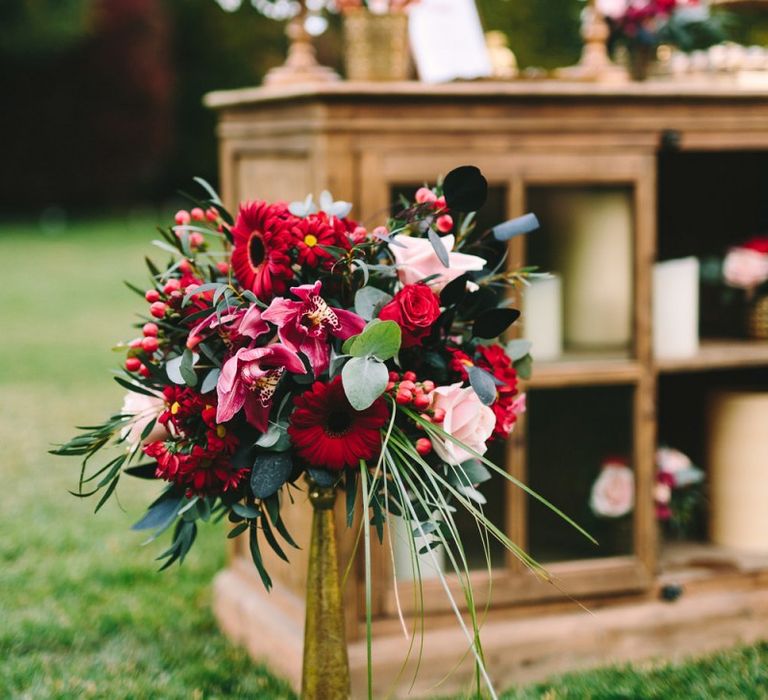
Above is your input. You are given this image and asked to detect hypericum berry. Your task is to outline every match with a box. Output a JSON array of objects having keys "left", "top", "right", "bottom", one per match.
[
  {"left": 145, "top": 289, "right": 160, "bottom": 303},
  {"left": 205, "top": 207, "right": 219, "bottom": 222},
  {"left": 216, "top": 261, "right": 229, "bottom": 276},
  {"left": 415, "top": 438, "right": 432, "bottom": 456},
  {"left": 395, "top": 389, "right": 413, "bottom": 405},
  {"left": 129, "top": 338, "right": 142, "bottom": 349},
  {"left": 138, "top": 364, "right": 151, "bottom": 378},
  {"left": 125, "top": 357, "right": 141, "bottom": 372},
  {"left": 415, "top": 187, "right": 437, "bottom": 204},
  {"left": 432, "top": 408, "right": 446, "bottom": 423},
  {"left": 402, "top": 371, "right": 417, "bottom": 382},
  {"left": 163, "top": 279, "right": 181, "bottom": 294},
  {"left": 190, "top": 207, "right": 205, "bottom": 221},
  {"left": 413, "top": 393, "right": 431, "bottom": 410},
  {"left": 434, "top": 195, "right": 447, "bottom": 210},
  {"left": 189, "top": 232, "right": 205, "bottom": 248},
  {"left": 175, "top": 210, "right": 191, "bottom": 226},
  {"left": 399, "top": 379, "right": 416, "bottom": 392},
  {"left": 150, "top": 301, "right": 168, "bottom": 318},
  {"left": 372, "top": 225, "right": 389, "bottom": 238},
  {"left": 385, "top": 381, "right": 396, "bottom": 392},
  {"left": 142, "top": 322, "right": 159, "bottom": 337},
  {"left": 436, "top": 215, "right": 453, "bottom": 233},
  {"left": 421, "top": 380, "right": 435, "bottom": 393},
  {"left": 388, "top": 371, "right": 400, "bottom": 382},
  {"left": 179, "top": 259, "right": 192, "bottom": 274},
  {"left": 141, "top": 336, "right": 159, "bottom": 353}
]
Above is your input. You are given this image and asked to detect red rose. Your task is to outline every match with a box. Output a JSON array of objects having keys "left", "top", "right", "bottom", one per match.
[
  {"left": 742, "top": 236, "right": 768, "bottom": 255},
  {"left": 378, "top": 284, "right": 441, "bottom": 348}
]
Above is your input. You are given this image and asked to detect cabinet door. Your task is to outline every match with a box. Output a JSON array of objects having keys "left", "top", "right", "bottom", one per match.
[{"left": 361, "top": 150, "right": 658, "bottom": 615}]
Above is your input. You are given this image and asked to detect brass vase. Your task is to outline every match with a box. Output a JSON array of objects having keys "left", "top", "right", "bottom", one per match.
[
  {"left": 626, "top": 43, "right": 656, "bottom": 81},
  {"left": 343, "top": 10, "right": 411, "bottom": 81},
  {"left": 301, "top": 476, "right": 351, "bottom": 699}
]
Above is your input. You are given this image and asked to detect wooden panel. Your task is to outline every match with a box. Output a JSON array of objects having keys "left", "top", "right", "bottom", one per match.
[
  {"left": 656, "top": 338, "right": 768, "bottom": 373},
  {"left": 236, "top": 151, "right": 312, "bottom": 204},
  {"left": 528, "top": 358, "right": 642, "bottom": 388}
]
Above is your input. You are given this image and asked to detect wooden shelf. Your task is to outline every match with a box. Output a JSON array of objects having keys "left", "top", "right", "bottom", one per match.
[
  {"left": 528, "top": 352, "right": 640, "bottom": 388},
  {"left": 655, "top": 338, "right": 768, "bottom": 374}
]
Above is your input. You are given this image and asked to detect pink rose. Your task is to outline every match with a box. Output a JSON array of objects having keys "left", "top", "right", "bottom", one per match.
[
  {"left": 723, "top": 247, "right": 768, "bottom": 290},
  {"left": 390, "top": 234, "right": 486, "bottom": 292},
  {"left": 590, "top": 462, "right": 634, "bottom": 518},
  {"left": 120, "top": 391, "right": 169, "bottom": 448},
  {"left": 656, "top": 446, "right": 691, "bottom": 475},
  {"left": 429, "top": 383, "right": 496, "bottom": 465}
]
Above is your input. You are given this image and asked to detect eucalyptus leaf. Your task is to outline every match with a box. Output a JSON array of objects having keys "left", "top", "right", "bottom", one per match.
[
  {"left": 307, "top": 468, "right": 337, "bottom": 487},
  {"left": 467, "top": 366, "right": 497, "bottom": 406},
  {"left": 165, "top": 356, "right": 185, "bottom": 385},
  {"left": 341, "top": 356, "right": 389, "bottom": 411},
  {"left": 345, "top": 320, "right": 401, "bottom": 361},
  {"left": 427, "top": 229, "right": 450, "bottom": 268},
  {"left": 492, "top": 213, "right": 540, "bottom": 241},
  {"left": 201, "top": 368, "right": 220, "bottom": 394},
  {"left": 179, "top": 348, "right": 198, "bottom": 387},
  {"left": 514, "top": 354, "right": 533, "bottom": 380},
  {"left": 250, "top": 452, "right": 293, "bottom": 499},
  {"left": 506, "top": 338, "right": 533, "bottom": 362},
  {"left": 354, "top": 287, "right": 393, "bottom": 321},
  {"left": 131, "top": 497, "right": 182, "bottom": 532}
]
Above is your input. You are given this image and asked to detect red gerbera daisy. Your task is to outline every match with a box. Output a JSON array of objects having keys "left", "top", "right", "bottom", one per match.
[
  {"left": 292, "top": 212, "right": 351, "bottom": 269},
  {"left": 288, "top": 377, "right": 389, "bottom": 470},
  {"left": 230, "top": 201, "right": 295, "bottom": 302}
]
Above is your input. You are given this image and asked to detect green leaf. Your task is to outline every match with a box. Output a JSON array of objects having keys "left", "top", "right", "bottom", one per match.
[
  {"left": 193, "top": 176, "right": 223, "bottom": 205},
  {"left": 227, "top": 522, "right": 249, "bottom": 539},
  {"left": 427, "top": 229, "right": 450, "bottom": 268},
  {"left": 231, "top": 502, "right": 259, "bottom": 519},
  {"left": 514, "top": 353, "right": 533, "bottom": 380},
  {"left": 165, "top": 356, "right": 185, "bottom": 385},
  {"left": 179, "top": 348, "right": 198, "bottom": 387},
  {"left": 255, "top": 421, "right": 290, "bottom": 452},
  {"left": 341, "top": 356, "right": 389, "bottom": 411},
  {"left": 467, "top": 366, "right": 497, "bottom": 406},
  {"left": 506, "top": 338, "right": 533, "bottom": 361},
  {"left": 354, "top": 287, "right": 393, "bottom": 321},
  {"left": 447, "top": 459, "right": 492, "bottom": 488},
  {"left": 345, "top": 319, "right": 401, "bottom": 362},
  {"left": 132, "top": 496, "right": 182, "bottom": 531},
  {"left": 250, "top": 452, "right": 293, "bottom": 499},
  {"left": 249, "top": 525, "right": 273, "bottom": 591},
  {"left": 201, "top": 368, "right": 220, "bottom": 395}
]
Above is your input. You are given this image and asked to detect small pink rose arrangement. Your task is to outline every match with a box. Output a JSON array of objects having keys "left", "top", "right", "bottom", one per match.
[
  {"left": 723, "top": 236, "right": 768, "bottom": 295},
  {"left": 589, "top": 448, "right": 704, "bottom": 535}
]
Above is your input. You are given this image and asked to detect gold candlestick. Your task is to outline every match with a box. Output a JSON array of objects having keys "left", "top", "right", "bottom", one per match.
[
  {"left": 556, "top": 0, "right": 627, "bottom": 82},
  {"left": 264, "top": 2, "right": 339, "bottom": 87},
  {"left": 300, "top": 476, "right": 350, "bottom": 699}
]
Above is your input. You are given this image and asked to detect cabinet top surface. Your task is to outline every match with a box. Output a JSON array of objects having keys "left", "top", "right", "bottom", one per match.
[{"left": 204, "top": 79, "right": 768, "bottom": 110}]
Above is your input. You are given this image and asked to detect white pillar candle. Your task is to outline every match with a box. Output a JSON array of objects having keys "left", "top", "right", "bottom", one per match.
[
  {"left": 653, "top": 256, "right": 700, "bottom": 359},
  {"left": 391, "top": 516, "right": 445, "bottom": 582},
  {"left": 549, "top": 189, "right": 633, "bottom": 351},
  {"left": 709, "top": 391, "right": 768, "bottom": 553},
  {"left": 524, "top": 275, "right": 563, "bottom": 361}
]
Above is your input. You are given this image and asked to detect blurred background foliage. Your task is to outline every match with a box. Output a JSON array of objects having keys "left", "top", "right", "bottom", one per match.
[{"left": 0, "top": 0, "right": 766, "bottom": 213}]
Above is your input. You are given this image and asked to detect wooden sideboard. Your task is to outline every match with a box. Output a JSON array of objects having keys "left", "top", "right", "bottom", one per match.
[{"left": 205, "top": 81, "right": 768, "bottom": 697}]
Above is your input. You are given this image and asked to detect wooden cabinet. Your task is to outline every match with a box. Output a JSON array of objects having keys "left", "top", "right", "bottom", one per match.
[{"left": 206, "top": 82, "right": 768, "bottom": 695}]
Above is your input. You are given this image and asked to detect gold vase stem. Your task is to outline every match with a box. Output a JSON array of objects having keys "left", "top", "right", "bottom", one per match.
[{"left": 301, "top": 478, "right": 351, "bottom": 699}]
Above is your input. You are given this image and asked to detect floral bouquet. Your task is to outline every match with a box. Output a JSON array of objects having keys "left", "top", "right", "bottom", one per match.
[
  {"left": 54, "top": 166, "right": 580, "bottom": 695},
  {"left": 719, "top": 235, "right": 768, "bottom": 339},
  {"left": 589, "top": 448, "right": 704, "bottom": 538},
  {"left": 597, "top": 0, "right": 726, "bottom": 78}
]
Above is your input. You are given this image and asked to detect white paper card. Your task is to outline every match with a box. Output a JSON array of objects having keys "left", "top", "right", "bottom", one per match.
[{"left": 408, "top": 0, "right": 492, "bottom": 84}]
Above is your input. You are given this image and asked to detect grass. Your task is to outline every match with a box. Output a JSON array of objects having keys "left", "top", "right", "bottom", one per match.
[{"left": 1, "top": 214, "right": 767, "bottom": 699}]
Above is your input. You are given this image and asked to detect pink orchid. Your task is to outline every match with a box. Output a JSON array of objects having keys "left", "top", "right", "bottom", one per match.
[
  {"left": 262, "top": 281, "right": 365, "bottom": 376},
  {"left": 216, "top": 344, "right": 306, "bottom": 431},
  {"left": 187, "top": 304, "right": 270, "bottom": 350}
]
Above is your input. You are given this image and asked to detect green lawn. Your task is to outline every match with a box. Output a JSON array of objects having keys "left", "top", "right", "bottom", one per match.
[{"left": 1, "top": 215, "right": 766, "bottom": 699}]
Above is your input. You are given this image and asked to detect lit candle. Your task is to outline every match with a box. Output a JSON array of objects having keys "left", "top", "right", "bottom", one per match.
[
  {"left": 524, "top": 275, "right": 563, "bottom": 361},
  {"left": 550, "top": 189, "right": 633, "bottom": 351},
  {"left": 653, "top": 257, "right": 700, "bottom": 359}
]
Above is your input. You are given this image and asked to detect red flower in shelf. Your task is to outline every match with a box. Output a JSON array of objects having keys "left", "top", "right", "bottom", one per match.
[
  {"left": 230, "top": 201, "right": 295, "bottom": 302},
  {"left": 742, "top": 236, "right": 768, "bottom": 255},
  {"left": 288, "top": 377, "right": 389, "bottom": 470}
]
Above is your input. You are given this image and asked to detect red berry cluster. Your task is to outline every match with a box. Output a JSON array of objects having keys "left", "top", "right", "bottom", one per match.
[
  {"left": 173, "top": 207, "right": 222, "bottom": 250},
  {"left": 386, "top": 371, "right": 446, "bottom": 456},
  {"left": 125, "top": 322, "right": 161, "bottom": 378}
]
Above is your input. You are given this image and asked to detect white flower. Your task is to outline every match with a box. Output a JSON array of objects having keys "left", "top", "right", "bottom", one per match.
[
  {"left": 120, "top": 391, "right": 168, "bottom": 448},
  {"left": 390, "top": 234, "right": 486, "bottom": 292},
  {"left": 723, "top": 247, "right": 768, "bottom": 290},
  {"left": 430, "top": 383, "right": 496, "bottom": 465},
  {"left": 590, "top": 462, "right": 635, "bottom": 518}
]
